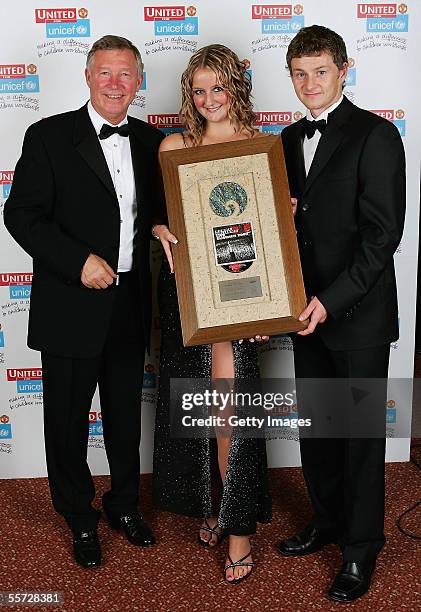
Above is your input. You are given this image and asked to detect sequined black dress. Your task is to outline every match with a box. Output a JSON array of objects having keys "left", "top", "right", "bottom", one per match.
[{"left": 153, "top": 259, "right": 272, "bottom": 536}]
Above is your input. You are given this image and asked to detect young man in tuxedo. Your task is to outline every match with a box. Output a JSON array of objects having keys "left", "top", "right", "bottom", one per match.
[
  {"left": 277, "top": 25, "right": 405, "bottom": 602},
  {"left": 4, "top": 36, "right": 164, "bottom": 568}
]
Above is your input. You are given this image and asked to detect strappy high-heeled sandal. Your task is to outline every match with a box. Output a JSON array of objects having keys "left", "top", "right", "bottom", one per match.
[
  {"left": 197, "top": 518, "right": 226, "bottom": 548},
  {"left": 224, "top": 548, "right": 254, "bottom": 585}
]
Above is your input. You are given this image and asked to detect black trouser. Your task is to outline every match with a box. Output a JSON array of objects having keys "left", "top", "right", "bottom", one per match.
[
  {"left": 292, "top": 333, "right": 390, "bottom": 564},
  {"left": 41, "top": 272, "right": 145, "bottom": 532}
]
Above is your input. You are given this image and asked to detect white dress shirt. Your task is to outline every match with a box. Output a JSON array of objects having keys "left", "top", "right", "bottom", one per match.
[
  {"left": 303, "top": 95, "right": 343, "bottom": 176},
  {"left": 87, "top": 101, "right": 137, "bottom": 272}
]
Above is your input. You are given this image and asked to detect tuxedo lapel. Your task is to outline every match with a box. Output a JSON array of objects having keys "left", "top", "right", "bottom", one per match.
[
  {"left": 292, "top": 121, "right": 306, "bottom": 194},
  {"left": 283, "top": 119, "right": 306, "bottom": 195},
  {"left": 303, "top": 97, "right": 354, "bottom": 195},
  {"left": 128, "top": 118, "right": 150, "bottom": 216},
  {"left": 73, "top": 105, "right": 118, "bottom": 204}
]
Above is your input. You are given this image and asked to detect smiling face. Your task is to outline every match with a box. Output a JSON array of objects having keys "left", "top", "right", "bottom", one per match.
[
  {"left": 85, "top": 49, "right": 143, "bottom": 124},
  {"left": 191, "top": 67, "right": 230, "bottom": 124},
  {"left": 290, "top": 52, "right": 347, "bottom": 118}
]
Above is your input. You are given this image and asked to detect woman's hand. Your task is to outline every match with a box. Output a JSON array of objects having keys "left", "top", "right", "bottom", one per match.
[
  {"left": 152, "top": 224, "right": 178, "bottom": 272},
  {"left": 239, "top": 335, "right": 269, "bottom": 344},
  {"left": 291, "top": 197, "right": 297, "bottom": 216}
]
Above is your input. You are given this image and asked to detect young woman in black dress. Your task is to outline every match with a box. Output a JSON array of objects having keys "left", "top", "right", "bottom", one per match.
[{"left": 152, "top": 44, "right": 272, "bottom": 584}]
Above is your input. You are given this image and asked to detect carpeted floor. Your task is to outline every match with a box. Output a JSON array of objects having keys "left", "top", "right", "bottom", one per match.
[{"left": 1, "top": 456, "right": 420, "bottom": 612}]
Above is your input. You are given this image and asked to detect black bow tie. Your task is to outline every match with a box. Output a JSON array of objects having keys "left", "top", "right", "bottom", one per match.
[
  {"left": 99, "top": 123, "right": 130, "bottom": 140},
  {"left": 304, "top": 118, "right": 327, "bottom": 139}
]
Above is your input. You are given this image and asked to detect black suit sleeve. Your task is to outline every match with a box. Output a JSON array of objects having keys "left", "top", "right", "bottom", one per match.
[
  {"left": 317, "top": 121, "right": 406, "bottom": 319},
  {"left": 152, "top": 160, "right": 168, "bottom": 228},
  {"left": 4, "top": 123, "right": 91, "bottom": 282}
]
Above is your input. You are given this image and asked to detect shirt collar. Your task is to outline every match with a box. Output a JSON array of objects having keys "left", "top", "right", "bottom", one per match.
[
  {"left": 87, "top": 101, "right": 128, "bottom": 137},
  {"left": 306, "top": 94, "right": 343, "bottom": 122}
]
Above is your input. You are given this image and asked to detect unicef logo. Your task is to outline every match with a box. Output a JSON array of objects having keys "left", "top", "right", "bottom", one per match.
[
  {"left": 76, "top": 25, "right": 88, "bottom": 35},
  {"left": 395, "top": 19, "right": 406, "bottom": 30},
  {"left": 209, "top": 182, "right": 247, "bottom": 217},
  {"left": 25, "top": 80, "right": 36, "bottom": 91},
  {"left": 291, "top": 22, "right": 300, "bottom": 31},
  {"left": 184, "top": 23, "right": 195, "bottom": 33}
]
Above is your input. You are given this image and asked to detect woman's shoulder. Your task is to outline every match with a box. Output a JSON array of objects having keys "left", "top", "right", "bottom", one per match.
[{"left": 159, "top": 131, "right": 187, "bottom": 152}]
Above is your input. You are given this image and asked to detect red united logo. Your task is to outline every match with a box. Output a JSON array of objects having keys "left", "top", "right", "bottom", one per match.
[
  {"left": 254, "top": 111, "right": 292, "bottom": 125},
  {"left": 395, "top": 109, "right": 405, "bottom": 119},
  {"left": 370, "top": 109, "right": 395, "bottom": 121},
  {"left": 27, "top": 64, "right": 37, "bottom": 74},
  {"left": 0, "top": 65, "right": 25, "bottom": 79},
  {"left": 252, "top": 5, "right": 293, "bottom": 19},
  {"left": 148, "top": 114, "right": 183, "bottom": 127},
  {"left": 78, "top": 7, "right": 88, "bottom": 18},
  {"left": 35, "top": 8, "right": 77, "bottom": 22},
  {"left": 186, "top": 5, "right": 196, "bottom": 16},
  {"left": 398, "top": 3, "right": 407, "bottom": 13},
  {"left": 0, "top": 415, "right": 9, "bottom": 424},
  {"left": 357, "top": 4, "right": 397, "bottom": 18},
  {"left": 294, "top": 4, "right": 303, "bottom": 15},
  {"left": 144, "top": 6, "right": 185, "bottom": 20},
  {"left": 0, "top": 273, "right": 33, "bottom": 286},
  {"left": 7, "top": 368, "right": 43, "bottom": 381},
  {"left": 0, "top": 171, "right": 14, "bottom": 184}
]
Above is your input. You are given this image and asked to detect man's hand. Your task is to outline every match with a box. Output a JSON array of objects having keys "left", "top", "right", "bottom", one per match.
[
  {"left": 81, "top": 253, "right": 117, "bottom": 289},
  {"left": 298, "top": 296, "right": 327, "bottom": 336},
  {"left": 152, "top": 224, "right": 178, "bottom": 273},
  {"left": 291, "top": 197, "right": 298, "bottom": 216}
]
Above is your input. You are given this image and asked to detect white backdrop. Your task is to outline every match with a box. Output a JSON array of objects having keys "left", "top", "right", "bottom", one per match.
[{"left": 0, "top": 1, "right": 419, "bottom": 478}]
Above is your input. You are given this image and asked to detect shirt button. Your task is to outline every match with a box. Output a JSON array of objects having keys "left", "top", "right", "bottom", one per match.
[
  {"left": 119, "top": 194, "right": 122, "bottom": 198},
  {"left": 114, "top": 144, "right": 117, "bottom": 148},
  {"left": 117, "top": 169, "right": 120, "bottom": 173}
]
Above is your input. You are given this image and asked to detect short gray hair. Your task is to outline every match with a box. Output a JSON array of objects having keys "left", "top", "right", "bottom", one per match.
[{"left": 86, "top": 35, "right": 144, "bottom": 76}]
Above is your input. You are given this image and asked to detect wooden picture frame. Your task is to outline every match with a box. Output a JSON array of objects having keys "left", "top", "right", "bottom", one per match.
[{"left": 160, "top": 135, "right": 307, "bottom": 346}]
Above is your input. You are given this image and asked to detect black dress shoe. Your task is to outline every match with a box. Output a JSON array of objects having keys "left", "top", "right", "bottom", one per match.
[
  {"left": 73, "top": 530, "right": 101, "bottom": 568},
  {"left": 328, "top": 561, "right": 375, "bottom": 602},
  {"left": 277, "top": 525, "right": 335, "bottom": 556},
  {"left": 107, "top": 513, "right": 156, "bottom": 547}
]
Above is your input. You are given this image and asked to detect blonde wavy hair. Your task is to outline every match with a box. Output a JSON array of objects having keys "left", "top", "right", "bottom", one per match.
[{"left": 180, "top": 44, "right": 256, "bottom": 146}]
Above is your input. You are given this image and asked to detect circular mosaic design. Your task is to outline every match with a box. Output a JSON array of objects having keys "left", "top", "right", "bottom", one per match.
[{"left": 209, "top": 182, "right": 247, "bottom": 217}]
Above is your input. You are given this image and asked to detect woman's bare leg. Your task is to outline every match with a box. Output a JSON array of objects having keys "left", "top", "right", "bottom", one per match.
[{"left": 211, "top": 341, "right": 252, "bottom": 581}]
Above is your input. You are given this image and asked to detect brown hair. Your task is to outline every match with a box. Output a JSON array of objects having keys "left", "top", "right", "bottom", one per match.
[
  {"left": 286, "top": 25, "right": 348, "bottom": 72},
  {"left": 86, "top": 35, "right": 143, "bottom": 76},
  {"left": 180, "top": 44, "right": 256, "bottom": 146}
]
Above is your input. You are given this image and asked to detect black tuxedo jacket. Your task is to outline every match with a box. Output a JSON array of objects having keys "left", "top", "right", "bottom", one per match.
[
  {"left": 4, "top": 104, "right": 164, "bottom": 358},
  {"left": 282, "top": 97, "right": 406, "bottom": 350}
]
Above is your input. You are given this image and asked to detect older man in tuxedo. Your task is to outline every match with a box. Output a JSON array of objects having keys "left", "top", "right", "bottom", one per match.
[
  {"left": 4, "top": 35, "right": 164, "bottom": 568},
  {"left": 277, "top": 25, "right": 405, "bottom": 602}
]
